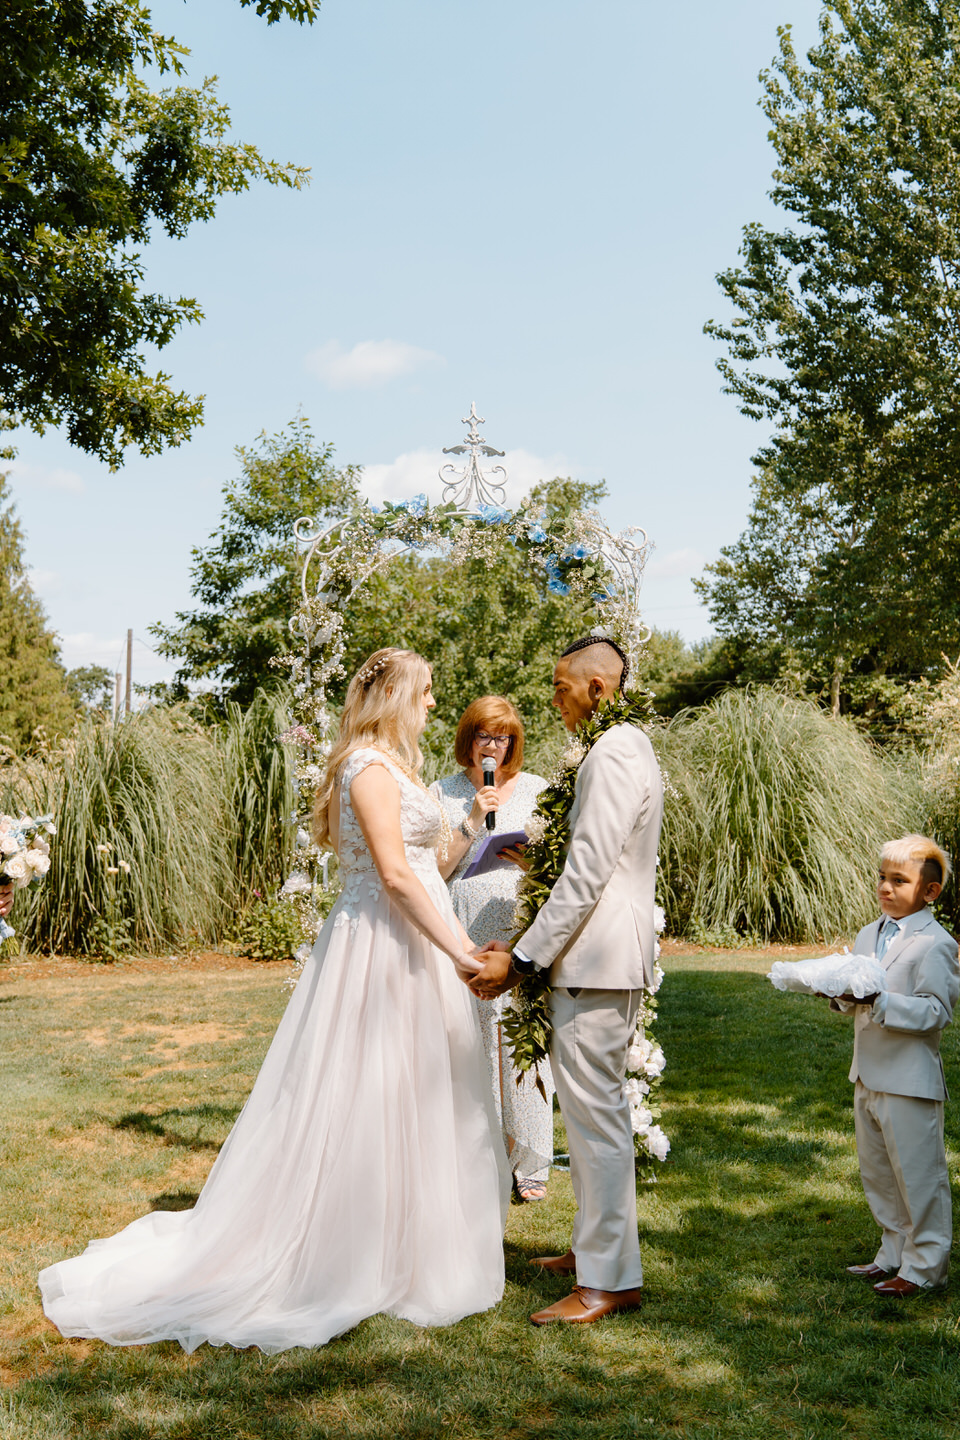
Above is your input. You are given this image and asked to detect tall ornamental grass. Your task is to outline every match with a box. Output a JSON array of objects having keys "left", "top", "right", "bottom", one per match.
[
  {"left": 655, "top": 688, "right": 918, "bottom": 942},
  {"left": 221, "top": 689, "right": 296, "bottom": 899},
  {"left": 0, "top": 691, "right": 294, "bottom": 955}
]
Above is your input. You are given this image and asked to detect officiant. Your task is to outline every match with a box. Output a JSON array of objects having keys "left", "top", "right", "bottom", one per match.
[{"left": 431, "top": 698, "right": 554, "bottom": 1202}]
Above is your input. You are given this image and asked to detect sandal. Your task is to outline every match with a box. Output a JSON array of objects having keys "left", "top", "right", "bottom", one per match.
[{"left": 514, "top": 1176, "right": 547, "bottom": 1202}]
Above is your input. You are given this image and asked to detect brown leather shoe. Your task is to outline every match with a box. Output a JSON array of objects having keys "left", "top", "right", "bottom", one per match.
[
  {"left": 529, "top": 1249, "right": 577, "bottom": 1274},
  {"left": 846, "top": 1263, "right": 889, "bottom": 1280},
  {"left": 530, "top": 1285, "right": 643, "bottom": 1325},
  {"left": 873, "top": 1276, "right": 922, "bottom": 1298}
]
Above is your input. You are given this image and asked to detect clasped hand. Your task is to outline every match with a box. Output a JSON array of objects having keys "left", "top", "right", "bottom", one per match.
[{"left": 466, "top": 941, "right": 517, "bottom": 1000}]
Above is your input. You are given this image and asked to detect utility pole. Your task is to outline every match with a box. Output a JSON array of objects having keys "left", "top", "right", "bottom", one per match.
[
  {"left": 125, "top": 629, "right": 132, "bottom": 715},
  {"left": 114, "top": 672, "right": 121, "bottom": 723}
]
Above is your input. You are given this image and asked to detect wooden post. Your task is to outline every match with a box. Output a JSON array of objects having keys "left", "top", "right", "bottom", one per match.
[{"left": 125, "top": 629, "right": 132, "bottom": 715}]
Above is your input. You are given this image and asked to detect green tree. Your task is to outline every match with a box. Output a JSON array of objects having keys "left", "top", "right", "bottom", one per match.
[
  {"left": 704, "top": 1, "right": 960, "bottom": 708},
  {"left": 151, "top": 418, "right": 362, "bottom": 706},
  {"left": 2, "top": 1, "right": 312, "bottom": 466},
  {"left": 65, "top": 665, "right": 114, "bottom": 712},
  {"left": 0, "top": 472, "right": 77, "bottom": 748}
]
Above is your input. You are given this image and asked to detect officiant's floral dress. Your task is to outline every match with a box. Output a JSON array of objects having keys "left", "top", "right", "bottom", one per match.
[
  {"left": 40, "top": 748, "right": 509, "bottom": 1353},
  {"left": 432, "top": 770, "right": 555, "bottom": 1183}
]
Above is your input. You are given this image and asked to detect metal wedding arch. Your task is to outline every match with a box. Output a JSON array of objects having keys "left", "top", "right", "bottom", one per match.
[{"left": 284, "top": 404, "right": 652, "bottom": 755}]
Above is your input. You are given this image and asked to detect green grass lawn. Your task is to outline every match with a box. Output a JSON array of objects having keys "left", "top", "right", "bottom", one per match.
[{"left": 2, "top": 950, "right": 960, "bottom": 1439}]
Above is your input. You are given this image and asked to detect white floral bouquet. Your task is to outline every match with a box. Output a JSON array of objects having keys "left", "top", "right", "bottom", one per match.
[{"left": 0, "top": 813, "right": 56, "bottom": 940}]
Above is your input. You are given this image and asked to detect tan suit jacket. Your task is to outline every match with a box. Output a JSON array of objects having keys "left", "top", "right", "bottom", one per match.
[
  {"left": 844, "top": 909, "right": 959, "bottom": 1101},
  {"left": 517, "top": 723, "right": 663, "bottom": 989}
]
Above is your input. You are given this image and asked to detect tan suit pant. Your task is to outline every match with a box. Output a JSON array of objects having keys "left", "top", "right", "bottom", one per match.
[
  {"left": 548, "top": 986, "right": 643, "bottom": 1291},
  {"left": 853, "top": 1081, "right": 952, "bottom": 1288}
]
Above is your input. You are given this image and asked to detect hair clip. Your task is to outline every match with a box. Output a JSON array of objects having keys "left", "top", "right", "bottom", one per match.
[{"left": 356, "top": 656, "right": 389, "bottom": 687}]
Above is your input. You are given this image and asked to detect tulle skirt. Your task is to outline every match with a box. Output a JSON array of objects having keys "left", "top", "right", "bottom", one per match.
[{"left": 39, "top": 877, "right": 510, "bottom": 1352}]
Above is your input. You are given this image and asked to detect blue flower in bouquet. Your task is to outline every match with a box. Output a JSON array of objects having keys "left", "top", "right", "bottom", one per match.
[
  {"left": 527, "top": 522, "right": 547, "bottom": 543},
  {"left": 477, "top": 504, "right": 511, "bottom": 526},
  {"left": 562, "top": 541, "right": 590, "bottom": 560},
  {"left": 548, "top": 577, "right": 571, "bottom": 596}
]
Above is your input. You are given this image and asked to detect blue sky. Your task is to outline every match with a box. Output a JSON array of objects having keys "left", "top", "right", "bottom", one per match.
[{"left": 11, "top": 0, "right": 822, "bottom": 689}]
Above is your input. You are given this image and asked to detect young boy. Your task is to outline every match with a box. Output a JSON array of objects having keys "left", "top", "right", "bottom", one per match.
[{"left": 835, "top": 835, "right": 959, "bottom": 1297}]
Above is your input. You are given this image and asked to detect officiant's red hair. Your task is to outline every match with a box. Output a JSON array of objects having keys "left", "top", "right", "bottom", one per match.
[{"left": 454, "top": 697, "right": 525, "bottom": 778}]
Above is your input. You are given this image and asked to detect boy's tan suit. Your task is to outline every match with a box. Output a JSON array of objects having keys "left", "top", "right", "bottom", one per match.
[{"left": 843, "top": 908, "right": 959, "bottom": 1287}]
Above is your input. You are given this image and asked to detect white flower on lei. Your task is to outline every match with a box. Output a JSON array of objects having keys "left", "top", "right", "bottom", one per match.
[
  {"left": 628, "top": 1102, "right": 654, "bottom": 1135},
  {"left": 641, "top": 1125, "right": 671, "bottom": 1161},
  {"left": 560, "top": 739, "right": 588, "bottom": 769},
  {"left": 653, "top": 904, "right": 666, "bottom": 935},
  {"left": 524, "top": 813, "right": 548, "bottom": 845},
  {"left": 626, "top": 1033, "right": 666, "bottom": 1079}
]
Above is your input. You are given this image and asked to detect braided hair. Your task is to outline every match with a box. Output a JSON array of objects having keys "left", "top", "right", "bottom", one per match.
[{"left": 560, "top": 634, "right": 630, "bottom": 693}]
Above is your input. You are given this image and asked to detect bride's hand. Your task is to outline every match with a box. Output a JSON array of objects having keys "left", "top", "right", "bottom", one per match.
[{"left": 454, "top": 950, "right": 484, "bottom": 983}]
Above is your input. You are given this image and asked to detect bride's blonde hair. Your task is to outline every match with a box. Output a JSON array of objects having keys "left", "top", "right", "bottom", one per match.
[{"left": 312, "top": 648, "right": 432, "bottom": 848}]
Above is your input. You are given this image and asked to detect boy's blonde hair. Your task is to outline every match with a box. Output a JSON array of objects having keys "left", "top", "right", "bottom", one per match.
[{"left": 880, "top": 834, "right": 953, "bottom": 889}]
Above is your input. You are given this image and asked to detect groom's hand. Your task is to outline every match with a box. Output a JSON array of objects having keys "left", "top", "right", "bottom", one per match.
[{"left": 468, "top": 946, "right": 517, "bottom": 1000}]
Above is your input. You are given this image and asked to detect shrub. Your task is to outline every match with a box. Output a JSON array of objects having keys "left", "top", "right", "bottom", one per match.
[
  {"left": 0, "top": 691, "right": 295, "bottom": 955},
  {"left": 655, "top": 688, "right": 918, "bottom": 943}
]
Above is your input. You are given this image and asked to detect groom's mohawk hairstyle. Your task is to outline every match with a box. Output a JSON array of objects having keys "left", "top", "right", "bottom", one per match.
[{"left": 561, "top": 635, "right": 629, "bottom": 693}]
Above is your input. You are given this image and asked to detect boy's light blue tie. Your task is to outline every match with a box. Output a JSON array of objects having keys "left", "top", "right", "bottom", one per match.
[{"left": 876, "top": 918, "right": 899, "bottom": 960}]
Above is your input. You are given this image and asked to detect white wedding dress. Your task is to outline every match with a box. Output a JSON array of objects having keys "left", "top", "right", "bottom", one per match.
[{"left": 39, "top": 748, "right": 510, "bottom": 1353}]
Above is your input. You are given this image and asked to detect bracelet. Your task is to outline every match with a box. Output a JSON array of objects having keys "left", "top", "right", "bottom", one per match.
[{"left": 460, "top": 815, "right": 480, "bottom": 839}]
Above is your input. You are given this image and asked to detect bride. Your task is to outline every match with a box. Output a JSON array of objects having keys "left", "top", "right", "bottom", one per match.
[{"left": 40, "top": 649, "right": 510, "bottom": 1353}]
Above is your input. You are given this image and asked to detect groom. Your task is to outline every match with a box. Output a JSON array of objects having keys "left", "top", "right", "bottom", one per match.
[{"left": 470, "top": 635, "right": 663, "bottom": 1325}]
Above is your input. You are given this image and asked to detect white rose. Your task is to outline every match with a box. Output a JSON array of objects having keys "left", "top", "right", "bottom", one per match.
[
  {"left": 25, "top": 849, "right": 50, "bottom": 877},
  {"left": 643, "top": 1044, "right": 666, "bottom": 1078},
  {"left": 648, "top": 963, "right": 665, "bottom": 995},
  {"left": 653, "top": 904, "right": 666, "bottom": 934},
  {"left": 642, "top": 1125, "right": 671, "bottom": 1161},
  {"left": 280, "top": 871, "right": 312, "bottom": 896},
  {"left": 629, "top": 1103, "right": 653, "bottom": 1135},
  {"left": 0, "top": 835, "right": 19, "bottom": 856},
  {"left": 4, "top": 855, "right": 28, "bottom": 884},
  {"left": 623, "top": 1077, "right": 647, "bottom": 1103}
]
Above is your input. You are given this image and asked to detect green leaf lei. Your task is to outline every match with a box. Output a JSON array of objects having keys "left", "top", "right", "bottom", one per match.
[{"left": 501, "top": 688, "right": 656, "bottom": 1083}]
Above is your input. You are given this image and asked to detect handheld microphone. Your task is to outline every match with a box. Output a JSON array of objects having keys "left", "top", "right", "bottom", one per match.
[{"left": 481, "top": 757, "right": 497, "bottom": 831}]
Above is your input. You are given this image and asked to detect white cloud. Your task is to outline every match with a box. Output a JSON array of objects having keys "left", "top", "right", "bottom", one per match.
[
  {"left": 6, "top": 459, "right": 85, "bottom": 494},
  {"left": 306, "top": 339, "right": 444, "bottom": 390},
  {"left": 359, "top": 446, "right": 572, "bottom": 509},
  {"left": 647, "top": 546, "right": 706, "bottom": 580}
]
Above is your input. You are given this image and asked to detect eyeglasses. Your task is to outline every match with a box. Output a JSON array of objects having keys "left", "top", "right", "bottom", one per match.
[{"left": 476, "top": 731, "right": 511, "bottom": 748}]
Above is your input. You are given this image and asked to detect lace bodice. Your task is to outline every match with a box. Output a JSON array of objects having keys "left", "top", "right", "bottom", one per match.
[{"left": 334, "top": 748, "right": 442, "bottom": 926}]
